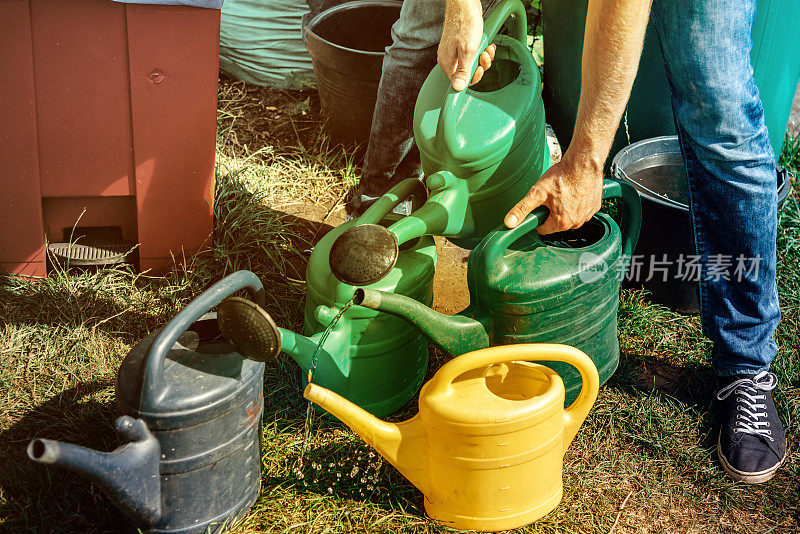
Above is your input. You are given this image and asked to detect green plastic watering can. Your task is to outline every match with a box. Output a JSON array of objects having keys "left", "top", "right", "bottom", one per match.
[
  {"left": 218, "top": 181, "right": 436, "bottom": 418},
  {"left": 329, "top": 0, "right": 550, "bottom": 286},
  {"left": 353, "top": 179, "right": 642, "bottom": 404}
]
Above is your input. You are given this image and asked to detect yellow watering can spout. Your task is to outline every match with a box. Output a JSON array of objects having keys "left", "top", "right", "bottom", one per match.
[{"left": 303, "top": 384, "right": 430, "bottom": 494}]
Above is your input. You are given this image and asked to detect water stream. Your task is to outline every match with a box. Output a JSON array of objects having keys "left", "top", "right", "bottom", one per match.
[
  {"left": 290, "top": 295, "right": 388, "bottom": 498},
  {"left": 297, "top": 295, "right": 356, "bottom": 466}
]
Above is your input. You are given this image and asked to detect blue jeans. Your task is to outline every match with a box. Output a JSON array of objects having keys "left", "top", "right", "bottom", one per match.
[
  {"left": 367, "top": 0, "right": 781, "bottom": 377},
  {"left": 361, "top": 0, "right": 495, "bottom": 196},
  {"left": 652, "top": 0, "right": 780, "bottom": 376}
]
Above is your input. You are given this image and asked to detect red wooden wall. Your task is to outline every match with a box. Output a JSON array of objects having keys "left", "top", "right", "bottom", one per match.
[{"left": 0, "top": 0, "right": 219, "bottom": 276}]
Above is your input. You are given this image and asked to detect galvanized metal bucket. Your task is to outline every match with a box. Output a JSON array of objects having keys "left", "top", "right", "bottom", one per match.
[{"left": 612, "top": 135, "right": 792, "bottom": 314}]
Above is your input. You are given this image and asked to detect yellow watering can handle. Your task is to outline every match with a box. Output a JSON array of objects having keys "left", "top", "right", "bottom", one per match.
[{"left": 427, "top": 344, "right": 599, "bottom": 449}]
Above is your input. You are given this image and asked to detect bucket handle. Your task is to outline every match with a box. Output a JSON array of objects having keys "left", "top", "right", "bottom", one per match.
[
  {"left": 426, "top": 343, "right": 599, "bottom": 450},
  {"left": 611, "top": 162, "right": 687, "bottom": 211},
  {"left": 141, "top": 270, "right": 266, "bottom": 408},
  {"left": 479, "top": 178, "right": 642, "bottom": 274}
]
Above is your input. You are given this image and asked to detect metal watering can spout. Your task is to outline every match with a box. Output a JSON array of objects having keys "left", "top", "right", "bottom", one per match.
[
  {"left": 303, "top": 383, "right": 430, "bottom": 494},
  {"left": 27, "top": 416, "right": 161, "bottom": 526},
  {"left": 354, "top": 288, "right": 489, "bottom": 355}
]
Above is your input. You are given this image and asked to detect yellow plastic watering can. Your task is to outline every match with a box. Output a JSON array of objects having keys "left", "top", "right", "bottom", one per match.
[{"left": 304, "top": 343, "right": 599, "bottom": 531}]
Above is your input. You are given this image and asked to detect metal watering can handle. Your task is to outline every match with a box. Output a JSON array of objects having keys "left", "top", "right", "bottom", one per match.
[
  {"left": 141, "top": 270, "right": 266, "bottom": 407},
  {"left": 479, "top": 178, "right": 642, "bottom": 272},
  {"left": 426, "top": 344, "right": 599, "bottom": 450}
]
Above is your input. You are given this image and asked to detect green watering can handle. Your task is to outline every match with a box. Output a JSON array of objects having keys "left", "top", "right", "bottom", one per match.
[
  {"left": 481, "top": 178, "right": 642, "bottom": 272},
  {"left": 600, "top": 178, "right": 642, "bottom": 261},
  {"left": 453, "top": 0, "right": 527, "bottom": 88},
  {"left": 357, "top": 177, "right": 428, "bottom": 225},
  {"left": 140, "top": 270, "right": 266, "bottom": 408},
  {"left": 439, "top": 0, "right": 527, "bottom": 152}
]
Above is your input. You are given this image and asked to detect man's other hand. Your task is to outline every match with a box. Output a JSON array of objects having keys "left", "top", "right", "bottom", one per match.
[
  {"left": 439, "top": 0, "right": 496, "bottom": 91},
  {"left": 504, "top": 152, "right": 605, "bottom": 234}
]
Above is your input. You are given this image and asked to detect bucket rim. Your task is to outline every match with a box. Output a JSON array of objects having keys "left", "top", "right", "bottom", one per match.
[
  {"left": 611, "top": 135, "right": 689, "bottom": 212},
  {"left": 303, "top": 0, "right": 403, "bottom": 57},
  {"left": 612, "top": 135, "right": 793, "bottom": 211}
]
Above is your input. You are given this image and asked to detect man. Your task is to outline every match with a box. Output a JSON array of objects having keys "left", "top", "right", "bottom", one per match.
[
  {"left": 358, "top": 0, "right": 787, "bottom": 483},
  {"left": 347, "top": 0, "right": 498, "bottom": 215},
  {"left": 446, "top": 0, "right": 786, "bottom": 484}
]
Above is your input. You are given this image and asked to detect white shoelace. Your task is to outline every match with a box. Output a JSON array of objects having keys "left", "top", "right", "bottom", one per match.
[{"left": 716, "top": 371, "right": 778, "bottom": 441}]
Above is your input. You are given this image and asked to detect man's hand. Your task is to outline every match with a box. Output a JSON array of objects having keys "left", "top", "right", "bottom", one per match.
[
  {"left": 505, "top": 0, "right": 652, "bottom": 233},
  {"left": 504, "top": 151, "right": 604, "bottom": 233},
  {"left": 438, "top": 0, "right": 496, "bottom": 91}
]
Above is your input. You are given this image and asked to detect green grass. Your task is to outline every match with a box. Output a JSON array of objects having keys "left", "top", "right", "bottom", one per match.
[{"left": 1, "top": 79, "right": 799, "bottom": 533}]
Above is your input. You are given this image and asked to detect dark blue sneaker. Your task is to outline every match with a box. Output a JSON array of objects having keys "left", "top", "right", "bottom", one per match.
[{"left": 715, "top": 371, "right": 787, "bottom": 484}]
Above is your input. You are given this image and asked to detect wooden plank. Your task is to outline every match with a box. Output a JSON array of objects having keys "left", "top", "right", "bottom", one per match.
[
  {"left": 0, "top": 0, "right": 46, "bottom": 276},
  {"left": 126, "top": 4, "right": 218, "bottom": 269},
  {"left": 30, "top": 0, "right": 134, "bottom": 197}
]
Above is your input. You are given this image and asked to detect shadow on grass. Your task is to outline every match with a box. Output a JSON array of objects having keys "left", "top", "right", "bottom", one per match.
[
  {"left": 613, "top": 351, "right": 716, "bottom": 405},
  {"left": 602, "top": 351, "right": 798, "bottom": 529},
  {"left": 0, "top": 382, "right": 125, "bottom": 533},
  {"left": 609, "top": 351, "right": 718, "bottom": 448},
  {"left": 0, "top": 270, "right": 166, "bottom": 342}
]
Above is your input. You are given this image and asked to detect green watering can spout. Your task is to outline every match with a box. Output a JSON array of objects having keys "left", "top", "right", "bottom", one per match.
[
  {"left": 330, "top": 174, "right": 469, "bottom": 286},
  {"left": 215, "top": 295, "right": 351, "bottom": 382},
  {"left": 276, "top": 327, "right": 317, "bottom": 371},
  {"left": 277, "top": 322, "right": 354, "bottom": 382},
  {"left": 327, "top": 0, "right": 538, "bottom": 288},
  {"left": 354, "top": 288, "right": 489, "bottom": 355},
  {"left": 352, "top": 177, "right": 642, "bottom": 364}
]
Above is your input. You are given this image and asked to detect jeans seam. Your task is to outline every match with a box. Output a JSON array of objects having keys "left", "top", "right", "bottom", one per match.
[{"left": 676, "top": 132, "right": 711, "bottom": 339}]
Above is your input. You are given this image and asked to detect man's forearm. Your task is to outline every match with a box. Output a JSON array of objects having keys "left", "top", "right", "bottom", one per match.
[{"left": 569, "top": 0, "right": 652, "bottom": 168}]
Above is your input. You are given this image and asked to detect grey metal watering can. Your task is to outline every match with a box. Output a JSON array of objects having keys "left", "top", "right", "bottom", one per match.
[{"left": 27, "top": 271, "right": 277, "bottom": 533}]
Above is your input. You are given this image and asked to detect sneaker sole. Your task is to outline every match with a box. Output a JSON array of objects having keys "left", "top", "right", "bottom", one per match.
[{"left": 716, "top": 431, "right": 786, "bottom": 484}]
